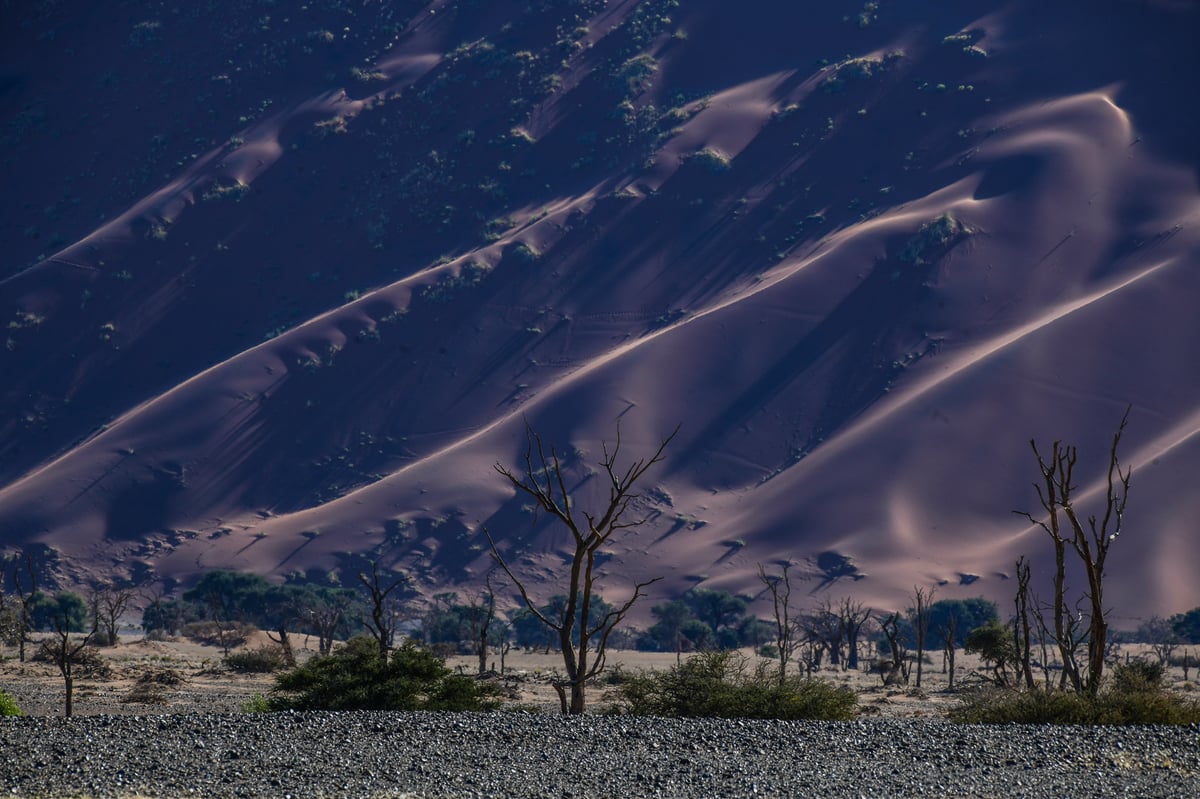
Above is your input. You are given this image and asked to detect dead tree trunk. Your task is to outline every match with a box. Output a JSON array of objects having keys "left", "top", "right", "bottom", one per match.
[
  {"left": 877, "top": 612, "right": 908, "bottom": 686},
  {"left": 5, "top": 554, "right": 37, "bottom": 663},
  {"left": 908, "top": 586, "right": 935, "bottom": 689},
  {"left": 1018, "top": 407, "right": 1131, "bottom": 696},
  {"left": 757, "top": 562, "right": 800, "bottom": 683},
  {"left": 487, "top": 421, "right": 676, "bottom": 714},
  {"left": 1013, "top": 557, "right": 1036, "bottom": 690},
  {"left": 838, "top": 598, "right": 872, "bottom": 672},
  {"left": 266, "top": 627, "right": 297, "bottom": 667},
  {"left": 940, "top": 614, "right": 957, "bottom": 690},
  {"left": 357, "top": 561, "right": 407, "bottom": 664},
  {"left": 43, "top": 610, "right": 95, "bottom": 718}
]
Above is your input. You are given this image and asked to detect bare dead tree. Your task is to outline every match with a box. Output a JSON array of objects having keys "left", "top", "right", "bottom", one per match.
[
  {"left": 486, "top": 421, "right": 677, "bottom": 714},
  {"left": 836, "top": 597, "right": 872, "bottom": 671},
  {"left": 3, "top": 553, "right": 37, "bottom": 662},
  {"left": 939, "top": 612, "right": 958, "bottom": 689},
  {"left": 807, "top": 600, "right": 845, "bottom": 669},
  {"left": 357, "top": 561, "right": 408, "bottom": 663},
  {"left": 876, "top": 611, "right": 908, "bottom": 685},
  {"left": 262, "top": 585, "right": 315, "bottom": 667},
  {"left": 492, "top": 615, "right": 513, "bottom": 674},
  {"left": 464, "top": 572, "right": 499, "bottom": 675},
  {"left": 41, "top": 607, "right": 96, "bottom": 717},
  {"left": 0, "top": 586, "right": 19, "bottom": 649},
  {"left": 757, "top": 562, "right": 802, "bottom": 682},
  {"left": 88, "top": 582, "right": 137, "bottom": 647},
  {"left": 303, "top": 591, "right": 354, "bottom": 655},
  {"left": 1138, "top": 616, "right": 1179, "bottom": 667},
  {"left": 1031, "top": 592, "right": 1054, "bottom": 690},
  {"left": 908, "top": 586, "right": 936, "bottom": 688},
  {"left": 796, "top": 639, "right": 821, "bottom": 677},
  {"left": 1013, "top": 557, "right": 1036, "bottom": 690},
  {"left": 1016, "top": 406, "right": 1132, "bottom": 696}
]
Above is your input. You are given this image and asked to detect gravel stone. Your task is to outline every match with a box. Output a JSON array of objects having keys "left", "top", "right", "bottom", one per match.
[{"left": 1, "top": 714, "right": 1197, "bottom": 798}]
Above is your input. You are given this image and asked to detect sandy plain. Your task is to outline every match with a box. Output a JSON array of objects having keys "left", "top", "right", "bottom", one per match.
[{"left": 3, "top": 632, "right": 1195, "bottom": 721}]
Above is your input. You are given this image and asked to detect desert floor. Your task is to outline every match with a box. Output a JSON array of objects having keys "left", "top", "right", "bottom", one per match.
[{"left": 2, "top": 633, "right": 1196, "bottom": 719}]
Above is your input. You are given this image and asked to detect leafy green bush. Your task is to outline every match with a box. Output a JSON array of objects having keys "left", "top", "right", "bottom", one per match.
[
  {"left": 618, "top": 651, "right": 857, "bottom": 720},
  {"left": 0, "top": 689, "right": 23, "bottom": 716},
  {"left": 254, "top": 635, "right": 501, "bottom": 712},
  {"left": 27, "top": 591, "right": 88, "bottom": 632},
  {"left": 964, "top": 621, "right": 1019, "bottom": 685},
  {"left": 1111, "top": 660, "right": 1164, "bottom": 693}
]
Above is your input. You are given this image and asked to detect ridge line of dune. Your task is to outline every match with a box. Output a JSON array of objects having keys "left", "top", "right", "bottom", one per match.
[{"left": 252, "top": 199, "right": 986, "bottom": 528}]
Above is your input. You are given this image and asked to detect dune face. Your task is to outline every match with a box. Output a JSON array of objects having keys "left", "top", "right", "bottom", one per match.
[{"left": 2, "top": 0, "right": 1198, "bottom": 622}]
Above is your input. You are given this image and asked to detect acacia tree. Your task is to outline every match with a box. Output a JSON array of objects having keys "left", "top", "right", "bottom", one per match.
[
  {"left": 649, "top": 599, "right": 691, "bottom": 665},
  {"left": 1016, "top": 407, "right": 1132, "bottom": 696},
  {"left": 487, "top": 421, "right": 678, "bottom": 714}
]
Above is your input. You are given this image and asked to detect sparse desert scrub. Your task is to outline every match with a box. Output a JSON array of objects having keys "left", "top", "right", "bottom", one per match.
[
  {"left": 617, "top": 650, "right": 858, "bottom": 720},
  {"left": 224, "top": 644, "right": 289, "bottom": 673},
  {"left": 949, "top": 662, "right": 1200, "bottom": 725}
]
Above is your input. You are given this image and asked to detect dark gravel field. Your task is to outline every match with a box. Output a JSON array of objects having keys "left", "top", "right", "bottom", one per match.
[{"left": 1, "top": 712, "right": 1198, "bottom": 798}]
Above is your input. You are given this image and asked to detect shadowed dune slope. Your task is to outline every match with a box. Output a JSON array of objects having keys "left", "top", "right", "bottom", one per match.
[{"left": 2, "top": 0, "right": 1198, "bottom": 621}]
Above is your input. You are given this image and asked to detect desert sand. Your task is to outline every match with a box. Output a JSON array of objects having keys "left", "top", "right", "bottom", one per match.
[
  {"left": 3, "top": 633, "right": 1196, "bottom": 721},
  {"left": 1, "top": 1, "right": 1198, "bottom": 622}
]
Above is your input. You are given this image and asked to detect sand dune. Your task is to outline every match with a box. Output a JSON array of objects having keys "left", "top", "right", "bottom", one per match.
[{"left": 2, "top": 0, "right": 1198, "bottom": 623}]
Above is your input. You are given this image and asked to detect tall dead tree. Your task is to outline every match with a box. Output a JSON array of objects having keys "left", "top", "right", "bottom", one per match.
[
  {"left": 757, "top": 562, "right": 802, "bottom": 682},
  {"left": 939, "top": 612, "right": 958, "bottom": 689},
  {"left": 464, "top": 572, "right": 499, "bottom": 675},
  {"left": 487, "top": 421, "right": 677, "bottom": 714},
  {"left": 88, "top": 582, "right": 137, "bottom": 647},
  {"left": 1017, "top": 407, "right": 1132, "bottom": 696},
  {"left": 836, "top": 597, "right": 872, "bottom": 671},
  {"left": 1012, "top": 557, "right": 1037, "bottom": 690},
  {"left": 3, "top": 554, "right": 36, "bottom": 662},
  {"left": 357, "top": 561, "right": 408, "bottom": 663},
  {"left": 303, "top": 590, "right": 354, "bottom": 655},
  {"left": 877, "top": 611, "right": 908, "bottom": 685},
  {"left": 808, "top": 600, "right": 845, "bottom": 669},
  {"left": 908, "top": 586, "right": 936, "bottom": 688},
  {"left": 42, "top": 607, "right": 96, "bottom": 717}
]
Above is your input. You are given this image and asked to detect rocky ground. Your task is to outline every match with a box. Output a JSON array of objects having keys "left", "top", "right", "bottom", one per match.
[
  {"left": 2, "top": 637, "right": 1198, "bottom": 797},
  {"left": 2, "top": 711, "right": 1198, "bottom": 798}
]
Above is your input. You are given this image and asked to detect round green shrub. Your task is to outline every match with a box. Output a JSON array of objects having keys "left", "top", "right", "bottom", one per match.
[
  {"left": 0, "top": 689, "right": 23, "bottom": 717},
  {"left": 255, "top": 635, "right": 501, "bottom": 712}
]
